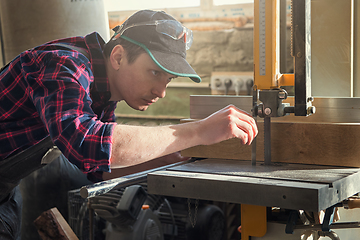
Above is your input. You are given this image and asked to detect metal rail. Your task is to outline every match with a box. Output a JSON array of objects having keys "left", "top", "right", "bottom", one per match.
[{"left": 79, "top": 159, "right": 195, "bottom": 199}]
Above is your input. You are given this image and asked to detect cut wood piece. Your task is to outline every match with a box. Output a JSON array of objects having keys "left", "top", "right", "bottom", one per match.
[
  {"left": 181, "top": 121, "right": 360, "bottom": 168},
  {"left": 34, "top": 207, "right": 78, "bottom": 240}
]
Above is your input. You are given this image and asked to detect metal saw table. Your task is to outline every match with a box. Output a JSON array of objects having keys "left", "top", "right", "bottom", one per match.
[{"left": 147, "top": 158, "right": 360, "bottom": 212}]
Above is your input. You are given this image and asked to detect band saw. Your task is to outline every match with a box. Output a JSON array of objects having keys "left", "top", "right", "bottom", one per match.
[
  {"left": 146, "top": 0, "right": 360, "bottom": 239},
  {"left": 79, "top": 1, "right": 360, "bottom": 239}
]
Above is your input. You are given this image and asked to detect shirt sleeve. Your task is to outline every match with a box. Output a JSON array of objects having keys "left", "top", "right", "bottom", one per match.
[
  {"left": 22, "top": 50, "right": 116, "bottom": 174},
  {"left": 101, "top": 102, "right": 117, "bottom": 123}
]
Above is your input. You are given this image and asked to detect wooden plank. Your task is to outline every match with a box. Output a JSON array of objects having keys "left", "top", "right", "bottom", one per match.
[
  {"left": 181, "top": 121, "right": 360, "bottom": 167},
  {"left": 34, "top": 207, "right": 78, "bottom": 240}
]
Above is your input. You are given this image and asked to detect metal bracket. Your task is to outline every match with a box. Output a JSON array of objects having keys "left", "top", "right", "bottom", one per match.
[
  {"left": 322, "top": 206, "right": 336, "bottom": 232},
  {"left": 285, "top": 210, "right": 299, "bottom": 234},
  {"left": 252, "top": 88, "right": 291, "bottom": 165}
]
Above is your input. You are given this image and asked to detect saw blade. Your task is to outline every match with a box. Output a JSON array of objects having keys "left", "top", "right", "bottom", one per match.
[{"left": 290, "top": 0, "right": 294, "bottom": 57}]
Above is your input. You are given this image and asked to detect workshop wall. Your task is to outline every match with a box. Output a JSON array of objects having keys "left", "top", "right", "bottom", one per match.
[{"left": 187, "top": 27, "right": 254, "bottom": 81}]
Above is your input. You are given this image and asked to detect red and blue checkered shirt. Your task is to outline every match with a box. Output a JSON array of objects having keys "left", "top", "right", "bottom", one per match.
[{"left": 0, "top": 32, "right": 117, "bottom": 182}]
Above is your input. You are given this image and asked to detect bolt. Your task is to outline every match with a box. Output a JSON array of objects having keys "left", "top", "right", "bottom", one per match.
[
  {"left": 278, "top": 91, "right": 287, "bottom": 99},
  {"left": 264, "top": 107, "right": 272, "bottom": 116},
  {"left": 307, "top": 106, "right": 316, "bottom": 115},
  {"left": 297, "top": 52, "right": 302, "bottom": 58},
  {"left": 307, "top": 96, "right": 314, "bottom": 102}
]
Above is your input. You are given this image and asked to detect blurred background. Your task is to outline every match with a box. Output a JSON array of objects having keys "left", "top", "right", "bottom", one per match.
[{"left": 0, "top": 0, "right": 264, "bottom": 126}]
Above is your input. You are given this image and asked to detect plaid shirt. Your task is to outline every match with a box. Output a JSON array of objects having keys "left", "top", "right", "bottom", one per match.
[{"left": 0, "top": 32, "right": 117, "bottom": 182}]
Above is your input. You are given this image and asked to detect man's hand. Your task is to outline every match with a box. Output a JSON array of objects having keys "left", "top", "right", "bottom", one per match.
[{"left": 197, "top": 104, "right": 258, "bottom": 146}]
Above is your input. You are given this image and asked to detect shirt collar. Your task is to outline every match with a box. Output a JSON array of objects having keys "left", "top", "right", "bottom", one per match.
[{"left": 84, "top": 32, "right": 112, "bottom": 102}]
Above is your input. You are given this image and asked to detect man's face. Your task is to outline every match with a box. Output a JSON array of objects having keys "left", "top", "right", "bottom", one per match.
[{"left": 109, "top": 51, "right": 176, "bottom": 111}]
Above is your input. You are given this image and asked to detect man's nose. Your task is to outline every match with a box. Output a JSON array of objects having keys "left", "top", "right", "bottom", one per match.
[{"left": 152, "top": 83, "right": 167, "bottom": 99}]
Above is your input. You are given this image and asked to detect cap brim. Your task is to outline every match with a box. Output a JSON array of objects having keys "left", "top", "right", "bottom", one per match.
[
  {"left": 121, "top": 35, "right": 201, "bottom": 83},
  {"left": 149, "top": 49, "right": 201, "bottom": 83}
]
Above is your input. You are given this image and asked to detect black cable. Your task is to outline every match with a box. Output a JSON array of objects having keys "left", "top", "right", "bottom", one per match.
[
  {"left": 164, "top": 198, "right": 176, "bottom": 240},
  {"left": 0, "top": 11, "right": 6, "bottom": 65}
]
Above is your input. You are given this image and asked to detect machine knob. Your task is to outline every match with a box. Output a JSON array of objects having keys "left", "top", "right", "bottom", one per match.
[
  {"left": 234, "top": 79, "right": 244, "bottom": 95},
  {"left": 246, "top": 79, "right": 254, "bottom": 95},
  {"left": 224, "top": 78, "right": 232, "bottom": 95},
  {"left": 214, "top": 78, "right": 222, "bottom": 88}
]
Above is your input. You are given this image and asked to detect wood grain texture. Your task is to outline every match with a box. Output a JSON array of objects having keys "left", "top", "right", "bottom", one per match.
[
  {"left": 34, "top": 207, "right": 78, "bottom": 240},
  {"left": 181, "top": 121, "right": 360, "bottom": 167}
]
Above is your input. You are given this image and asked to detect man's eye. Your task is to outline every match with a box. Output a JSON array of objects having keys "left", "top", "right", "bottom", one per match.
[{"left": 152, "top": 70, "right": 159, "bottom": 76}]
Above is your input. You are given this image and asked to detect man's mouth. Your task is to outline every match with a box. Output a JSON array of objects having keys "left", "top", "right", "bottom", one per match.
[{"left": 144, "top": 99, "right": 157, "bottom": 105}]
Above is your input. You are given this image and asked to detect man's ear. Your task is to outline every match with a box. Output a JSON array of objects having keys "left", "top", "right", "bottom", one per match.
[{"left": 110, "top": 45, "right": 125, "bottom": 71}]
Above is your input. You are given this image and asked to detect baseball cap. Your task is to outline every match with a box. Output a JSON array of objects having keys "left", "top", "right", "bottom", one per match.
[{"left": 111, "top": 10, "right": 201, "bottom": 83}]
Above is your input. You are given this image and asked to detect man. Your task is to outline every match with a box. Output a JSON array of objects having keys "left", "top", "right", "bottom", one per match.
[{"left": 0, "top": 9, "right": 257, "bottom": 239}]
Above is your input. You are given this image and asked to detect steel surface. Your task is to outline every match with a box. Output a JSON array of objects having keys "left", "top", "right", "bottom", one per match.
[
  {"left": 167, "top": 159, "right": 360, "bottom": 184},
  {"left": 147, "top": 159, "right": 360, "bottom": 211}
]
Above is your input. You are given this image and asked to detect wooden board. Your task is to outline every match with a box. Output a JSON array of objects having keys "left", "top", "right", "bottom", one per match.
[
  {"left": 181, "top": 121, "right": 360, "bottom": 167},
  {"left": 34, "top": 207, "right": 78, "bottom": 240}
]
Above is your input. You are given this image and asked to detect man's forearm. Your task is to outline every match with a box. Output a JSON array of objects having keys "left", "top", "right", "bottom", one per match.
[
  {"left": 109, "top": 121, "right": 200, "bottom": 168},
  {"left": 109, "top": 105, "right": 258, "bottom": 169}
]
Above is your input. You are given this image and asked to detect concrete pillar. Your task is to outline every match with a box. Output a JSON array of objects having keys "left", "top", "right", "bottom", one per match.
[
  {"left": 201, "top": 0, "right": 213, "bottom": 10},
  {"left": 311, "top": 0, "right": 352, "bottom": 97},
  {"left": 0, "top": 0, "right": 109, "bottom": 64}
]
